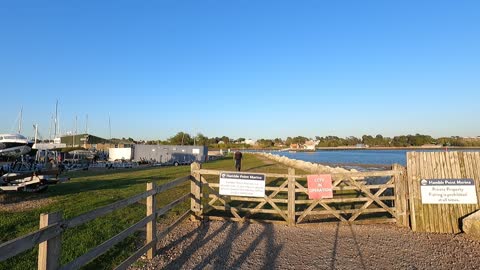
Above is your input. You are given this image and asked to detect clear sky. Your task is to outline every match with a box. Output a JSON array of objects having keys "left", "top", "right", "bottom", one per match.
[{"left": 1, "top": 1, "right": 479, "bottom": 140}]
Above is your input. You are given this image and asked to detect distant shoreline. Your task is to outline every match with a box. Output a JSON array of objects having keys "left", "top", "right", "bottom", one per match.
[
  {"left": 314, "top": 146, "right": 480, "bottom": 151},
  {"left": 238, "top": 146, "right": 480, "bottom": 152}
]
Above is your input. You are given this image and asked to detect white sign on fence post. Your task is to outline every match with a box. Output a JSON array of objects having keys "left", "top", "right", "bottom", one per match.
[
  {"left": 420, "top": 178, "right": 478, "bottom": 204},
  {"left": 219, "top": 172, "right": 266, "bottom": 197}
]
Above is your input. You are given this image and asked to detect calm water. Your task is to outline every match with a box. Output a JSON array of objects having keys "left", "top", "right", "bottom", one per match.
[{"left": 257, "top": 149, "right": 480, "bottom": 167}]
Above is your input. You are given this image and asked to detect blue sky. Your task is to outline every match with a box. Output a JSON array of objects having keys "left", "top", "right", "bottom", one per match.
[{"left": 1, "top": 1, "right": 479, "bottom": 140}]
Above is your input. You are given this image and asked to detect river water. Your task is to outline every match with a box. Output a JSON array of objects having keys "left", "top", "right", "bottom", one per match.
[{"left": 254, "top": 149, "right": 480, "bottom": 168}]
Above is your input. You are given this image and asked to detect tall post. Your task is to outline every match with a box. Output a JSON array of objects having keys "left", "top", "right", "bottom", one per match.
[
  {"left": 190, "top": 162, "right": 202, "bottom": 220},
  {"left": 288, "top": 168, "right": 296, "bottom": 226},
  {"left": 393, "top": 164, "right": 409, "bottom": 227},
  {"left": 146, "top": 182, "right": 157, "bottom": 259},
  {"left": 38, "top": 212, "right": 62, "bottom": 270}
]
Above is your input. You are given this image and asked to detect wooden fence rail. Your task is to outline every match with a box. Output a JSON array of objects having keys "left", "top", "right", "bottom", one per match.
[{"left": 0, "top": 175, "right": 192, "bottom": 270}]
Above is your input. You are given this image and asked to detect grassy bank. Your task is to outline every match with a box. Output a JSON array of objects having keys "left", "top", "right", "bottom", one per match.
[{"left": 0, "top": 154, "right": 290, "bottom": 270}]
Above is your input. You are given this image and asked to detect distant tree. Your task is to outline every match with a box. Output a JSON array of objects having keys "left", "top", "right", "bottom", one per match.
[
  {"left": 220, "top": 136, "right": 230, "bottom": 144},
  {"left": 195, "top": 133, "right": 209, "bottom": 146},
  {"left": 286, "top": 136, "right": 308, "bottom": 145},
  {"left": 274, "top": 138, "right": 284, "bottom": 145},
  {"left": 257, "top": 139, "right": 274, "bottom": 148},
  {"left": 168, "top": 132, "right": 193, "bottom": 145},
  {"left": 362, "top": 135, "right": 375, "bottom": 146}
]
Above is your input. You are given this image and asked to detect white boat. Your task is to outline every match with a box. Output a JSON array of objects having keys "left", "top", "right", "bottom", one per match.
[{"left": 0, "top": 133, "right": 33, "bottom": 157}]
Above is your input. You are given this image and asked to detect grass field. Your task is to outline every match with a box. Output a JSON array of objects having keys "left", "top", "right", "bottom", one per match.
[{"left": 0, "top": 154, "right": 291, "bottom": 270}]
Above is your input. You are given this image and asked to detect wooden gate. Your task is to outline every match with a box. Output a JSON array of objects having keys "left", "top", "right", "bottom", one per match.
[
  {"left": 191, "top": 163, "right": 408, "bottom": 226},
  {"left": 407, "top": 151, "right": 480, "bottom": 233}
]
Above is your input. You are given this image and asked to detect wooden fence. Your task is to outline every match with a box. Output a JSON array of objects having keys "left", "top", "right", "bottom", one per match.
[
  {"left": 191, "top": 163, "right": 408, "bottom": 226},
  {"left": 407, "top": 151, "right": 480, "bottom": 233},
  {"left": 0, "top": 175, "right": 192, "bottom": 270}
]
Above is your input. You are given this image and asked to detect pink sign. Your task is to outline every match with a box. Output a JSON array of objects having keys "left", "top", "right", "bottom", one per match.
[{"left": 307, "top": 174, "right": 333, "bottom": 199}]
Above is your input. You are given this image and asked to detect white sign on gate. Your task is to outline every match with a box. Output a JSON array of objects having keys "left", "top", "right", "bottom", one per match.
[
  {"left": 420, "top": 178, "right": 478, "bottom": 204},
  {"left": 219, "top": 172, "right": 266, "bottom": 198}
]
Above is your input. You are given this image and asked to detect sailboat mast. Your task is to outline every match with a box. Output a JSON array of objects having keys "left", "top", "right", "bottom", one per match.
[
  {"left": 85, "top": 114, "right": 89, "bottom": 134},
  {"left": 54, "top": 100, "right": 58, "bottom": 138},
  {"left": 18, "top": 106, "right": 23, "bottom": 134}
]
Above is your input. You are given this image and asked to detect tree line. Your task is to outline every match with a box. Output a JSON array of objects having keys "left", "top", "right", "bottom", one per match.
[{"left": 139, "top": 132, "right": 480, "bottom": 148}]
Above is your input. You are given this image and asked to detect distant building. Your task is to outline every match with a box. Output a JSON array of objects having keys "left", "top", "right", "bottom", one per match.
[
  {"left": 243, "top": 139, "right": 256, "bottom": 145},
  {"left": 304, "top": 140, "right": 318, "bottom": 150},
  {"left": 290, "top": 143, "right": 301, "bottom": 150},
  {"left": 133, "top": 144, "right": 208, "bottom": 164},
  {"left": 60, "top": 134, "right": 134, "bottom": 150}
]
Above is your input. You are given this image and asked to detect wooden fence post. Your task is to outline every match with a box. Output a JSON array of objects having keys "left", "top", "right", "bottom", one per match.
[
  {"left": 38, "top": 211, "right": 62, "bottom": 270},
  {"left": 393, "top": 164, "right": 409, "bottom": 227},
  {"left": 288, "top": 168, "right": 296, "bottom": 226},
  {"left": 146, "top": 182, "right": 157, "bottom": 260},
  {"left": 191, "top": 162, "right": 202, "bottom": 220}
]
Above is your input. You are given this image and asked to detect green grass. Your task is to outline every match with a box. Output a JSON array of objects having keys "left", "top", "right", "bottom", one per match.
[
  {"left": 0, "top": 154, "right": 289, "bottom": 270},
  {"left": 1, "top": 154, "right": 391, "bottom": 269}
]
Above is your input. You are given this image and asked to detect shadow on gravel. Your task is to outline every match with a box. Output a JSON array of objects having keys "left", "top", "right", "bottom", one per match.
[
  {"left": 348, "top": 224, "right": 367, "bottom": 270},
  {"left": 160, "top": 221, "right": 284, "bottom": 269},
  {"left": 330, "top": 223, "right": 367, "bottom": 270}
]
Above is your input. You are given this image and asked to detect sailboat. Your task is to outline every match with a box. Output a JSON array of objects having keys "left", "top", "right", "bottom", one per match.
[
  {"left": 0, "top": 107, "right": 33, "bottom": 157},
  {"left": 0, "top": 134, "right": 33, "bottom": 157}
]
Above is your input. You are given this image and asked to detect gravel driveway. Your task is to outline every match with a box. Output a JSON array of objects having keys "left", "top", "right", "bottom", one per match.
[{"left": 136, "top": 220, "right": 480, "bottom": 270}]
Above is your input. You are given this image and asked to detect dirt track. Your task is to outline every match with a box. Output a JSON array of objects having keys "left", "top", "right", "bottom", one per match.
[{"left": 135, "top": 220, "right": 480, "bottom": 270}]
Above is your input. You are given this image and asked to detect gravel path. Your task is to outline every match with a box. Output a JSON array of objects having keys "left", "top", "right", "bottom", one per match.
[{"left": 135, "top": 220, "right": 480, "bottom": 270}]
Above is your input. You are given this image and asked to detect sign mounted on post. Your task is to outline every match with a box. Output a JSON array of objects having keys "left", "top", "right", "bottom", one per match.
[
  {"left": 420, "top": 178, "right": 478, "bottom": 204},
  {"left": 219, "top": 172, "right": 266, "bottom": 198},
  {"left": 307, "top": 174, "right": 333, "bottom": 200}
]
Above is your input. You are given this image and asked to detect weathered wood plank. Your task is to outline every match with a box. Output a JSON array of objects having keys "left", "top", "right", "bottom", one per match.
[
  {"left": 242, "top": 178, "right": 289, "bottom": 221},
  {"left": 157, "top": 175, "right": 191, "bottom": 193},
  {"left": 201, "top": 177, "right": 242, "bottom": 219},
  {"left": 209, "top": 205, "right": 285, "bottom": 215},
  {"left": 296, "top": 218, "right": 397, "bottom": 226},
  {"left": 114, "top": 241, "right": 155, "bottom": 270},
  {"left": 349, "top": 178, "right": 395, "bottom": 221},
  {"left": 207, "top": 194, "right": 288, "bottom": 204},
  {"left": 0, "top": 223, "right": 63, "bottom": 262},
  {"left": 296, "top": 200, "right": 320, "bottom": 223},
  {"left": 297, "top": 207, "right": 395, "bottom": 216},
  {"left": 206, "top": 182, "right": 289, "bottom": 192},
  {"left": 434, "top": 152, "right": 447, "bottom": 233},
  {"left": 440, "top": 151, "right": 454, "bottom": 232},
  {"left": 115, "top": 210, "right": 191, "bottom": 270},
  {"left": 190, "top": 163, "right": 202, "bottom": 218},
  {"left": 295, "top": 184, "right": 395, "bottom": 194},
  {"left": 65, "top": 189, "right": 156, "bottom": 228},
  {"left": 288, "top": 168, "right": 296, "bottom": 226},
  {"left": 60, "top": 214, "right": 155, "bottom": 270},
  {"left": 393, "top": 164, "right": 408, "bottom": 227},
  {"left": 157, "top": 193, "right": 191, "bottom": 217},
  {"left": 344, "top": 177, "right": 395, "bottom": 217},
  {"left": 146, "top": 182, "right": 156, "bottom": 260},
  {"left": 38, "top": 212, "right": 62, "bottom": 270},
  {"left": 295, "top": 196, "right": 395, "bottom": 204},
  {"left": 195, "top": 169, "right": 403, "bottom": 179},
  {"left": 264, "top": 195, "right": 289, "bottom": 221},
  {"left": 205, "top": 216, "right": 287, "bottom": 225},
  {"left": 406, "top": 152, "right": 417, "bottom": 231}
]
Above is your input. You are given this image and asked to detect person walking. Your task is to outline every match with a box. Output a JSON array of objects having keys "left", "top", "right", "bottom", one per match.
[{"left": 234, "top": 150, "right": 243, "bottom": 171}]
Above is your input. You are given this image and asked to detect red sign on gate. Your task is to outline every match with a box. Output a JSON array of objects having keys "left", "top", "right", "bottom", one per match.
[{"left": 307, "top": 174, "right": 333, "bottom": 199}]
